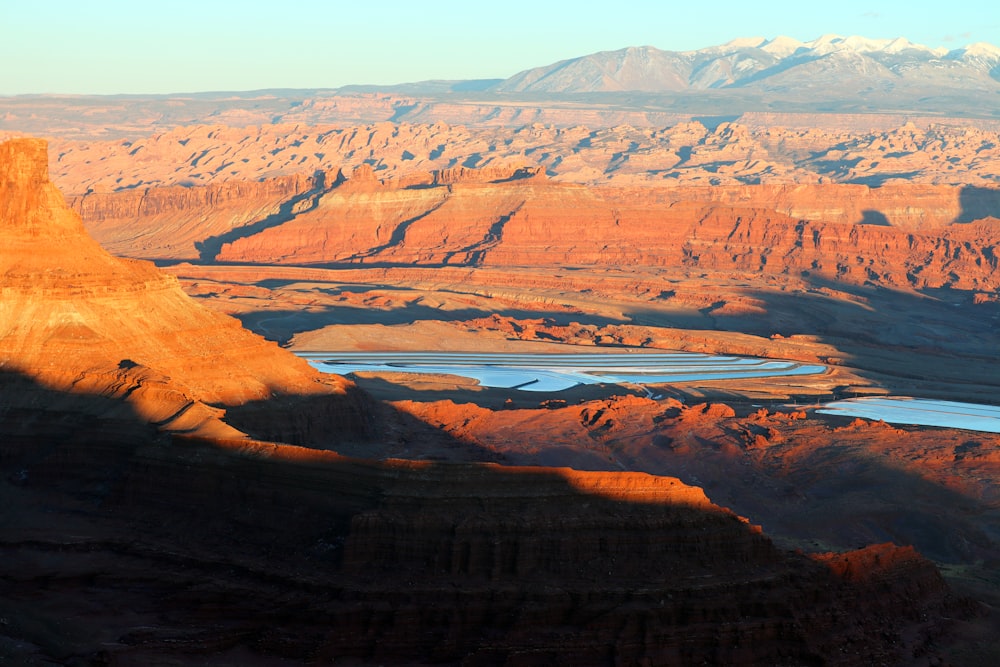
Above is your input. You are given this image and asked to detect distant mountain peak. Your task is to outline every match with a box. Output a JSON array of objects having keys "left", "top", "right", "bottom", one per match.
[
  {"left": 491, "top": 35, "right": 1000, "bottom": 99},
  {"left": 760, "top": 36, "right": 805, "bottom": 56},
  {"left": 721, "top": 37, "right": 768, "bottom": 49},
  {"left": 957, "top": 41, "right": 1000, "bottom": 58}
]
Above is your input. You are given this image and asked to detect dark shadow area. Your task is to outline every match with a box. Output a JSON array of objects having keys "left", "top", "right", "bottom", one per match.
[
  {"left": 253, "top": 278, "right": 303, "bottom": 289},
  {"left": 388, "top": 102, "right": 418, "bottom": 122},
  {"left": 220, "top": 380, "right": 381, "bottom": 448},
  {"left": 490, "top": 166, "right": 543, "bottom": 183},
  {"left": 442, "top": 207, "right": 519, "bottom": 265},
  {"left": 346, "top": 373, "right": 642, "bottom": 411},
  {"left": 0, "top": 368, "right": 981, "bottom": 665},
  {"left": 642, "top": 273, "right": 1000, "bottom": 402},
  {"left": 689, "top": 418, "right": 999, "bottom": 563},
  {"left": 691, "top": 114, "right": 741, "bottom": 130},
  {"left": 846, "top": 171, "right": 921, "bottom": 186},
  {"left": 615, "top": 268, "right": 1000, "bottom": 410},
  {"left": 674, "top": 144, "right": 693, "bottom": 166},
  {"left": 428, "top": 143, "right": 446, "bottom": 160},
  {"left": 233, "top": 305, "right": 631, "bottom": 346},
  {"left": 956, "top": 185, "right": 1000, "bottom": 223},
  {"left": 194, "top": 169, "right": 340, "bottom": 262},
  {"left": 858, "top": 209, "right": 891, "bottom": 226},
  {"left": 808, "top": 156, "right": 864, "bottom": 175}
]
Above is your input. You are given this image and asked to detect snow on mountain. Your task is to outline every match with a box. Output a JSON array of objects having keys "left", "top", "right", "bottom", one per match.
[{"left": 492, "top": 36, "right": 1000, "bottom": 94}]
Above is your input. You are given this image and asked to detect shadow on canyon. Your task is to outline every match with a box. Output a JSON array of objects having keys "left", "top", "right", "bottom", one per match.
[
  {"left": 0, "top": 367, "right": 994, "bottom": 664},
  {"left": 957, "top": 185, "right": 1000, "bottom": 223},
  {"left": 849, "top": 187, "right": 1000, "bottom": 225},
  {"left": 235, "top": 304, "right": 631, "bottom": 346},
  {"left": 858, "top": 209, "right": 891, "bottom": 225},
  {"left": 348, "top": 373, "right": 645, "bottom": 412},
  {"left": 626, "top": 273, "right": 1000, "bottom": 402},
  {"left": 194, "top": 169, "right": 339, "bottom": 262}
]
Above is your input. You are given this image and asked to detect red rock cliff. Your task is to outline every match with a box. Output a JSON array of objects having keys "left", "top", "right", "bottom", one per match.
[{"left": 205, "top": 175, "right": 1000, "bottom": 290}]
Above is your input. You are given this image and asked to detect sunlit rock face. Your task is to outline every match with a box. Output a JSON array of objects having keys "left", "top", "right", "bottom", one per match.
[
  {"left": 0, "top": 137, "right": 366, "bottom": 442},
  {"left": 190, "top": 169, "right": 1000, "bottom": 290}
]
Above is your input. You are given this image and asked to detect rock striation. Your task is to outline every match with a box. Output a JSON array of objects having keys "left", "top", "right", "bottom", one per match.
[
  {"left": 68, "top": 169, "right": 336, "bottom": 259},
  {"left": 195, "top": 171, "right": 1000, "bottom": 290}
]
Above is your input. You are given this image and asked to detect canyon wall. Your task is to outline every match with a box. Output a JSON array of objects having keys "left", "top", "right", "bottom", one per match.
[
  {"left": 67, "top": 170, "right": 333, "bottom": 258},
  {"left": 194, "top": 174, "right": 1000, "bottom": 290},
  {"left": 61, "top": 161, "right": 1000, "bottom": 291}
]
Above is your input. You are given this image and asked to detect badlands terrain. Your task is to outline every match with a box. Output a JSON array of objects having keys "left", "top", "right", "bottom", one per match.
[{"left": 2, "top": 35, "right": 1000, "bottom": 664}]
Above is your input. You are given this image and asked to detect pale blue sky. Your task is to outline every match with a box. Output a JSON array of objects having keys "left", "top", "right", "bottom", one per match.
[{"left": 1, "top": 0, "right": 997, "bottom": 95}]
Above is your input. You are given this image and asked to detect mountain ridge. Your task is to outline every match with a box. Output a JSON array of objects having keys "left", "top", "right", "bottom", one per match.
[{"left": 493, "top": 35, "right": 1000, "bottom": 94}]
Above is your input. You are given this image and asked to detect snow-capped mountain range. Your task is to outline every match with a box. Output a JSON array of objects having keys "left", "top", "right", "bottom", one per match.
[{"left": 492, "top": 35, "right": 1000, "bottom": 93}]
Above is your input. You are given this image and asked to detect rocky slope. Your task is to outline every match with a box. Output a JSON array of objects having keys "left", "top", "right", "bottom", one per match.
[
  {"left": 0, "top": 137, "right": 366, "bottom": 443},
  {"left": 71, "top": 169, "right": 339, "bottom": 259}
]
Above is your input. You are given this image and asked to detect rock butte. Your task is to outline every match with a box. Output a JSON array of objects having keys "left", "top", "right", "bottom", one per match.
[
  {"left": 0, "top": 137, "right": 367, "bottom": 442},
  {"left": 0, "top": 137, "right": 982, "bottom": 664}
]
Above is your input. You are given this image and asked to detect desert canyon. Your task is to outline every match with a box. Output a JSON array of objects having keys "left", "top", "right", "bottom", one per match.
[{"left": 3, "top": 35, "right": 1000, "bottom": 665}]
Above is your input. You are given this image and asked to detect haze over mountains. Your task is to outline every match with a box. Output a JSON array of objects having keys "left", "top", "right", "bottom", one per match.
[{"left": 3, "top": 34, "right": 1000, "bottom": 144}]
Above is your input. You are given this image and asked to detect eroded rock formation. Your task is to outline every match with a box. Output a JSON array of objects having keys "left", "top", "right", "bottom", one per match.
[
  {"left": 62, "top": 155, "right": 1000, "bottom": 289},
  {"left": 0, "top": 137, "right": 365, "bottom": 443},
  {"left": 41, "top": 118, "right": 1000, "bottom": 194}
]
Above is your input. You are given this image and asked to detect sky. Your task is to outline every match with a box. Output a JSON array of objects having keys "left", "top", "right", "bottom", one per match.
[{"left": 2, "top": 0, "right": 998, "bottom": 95}]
